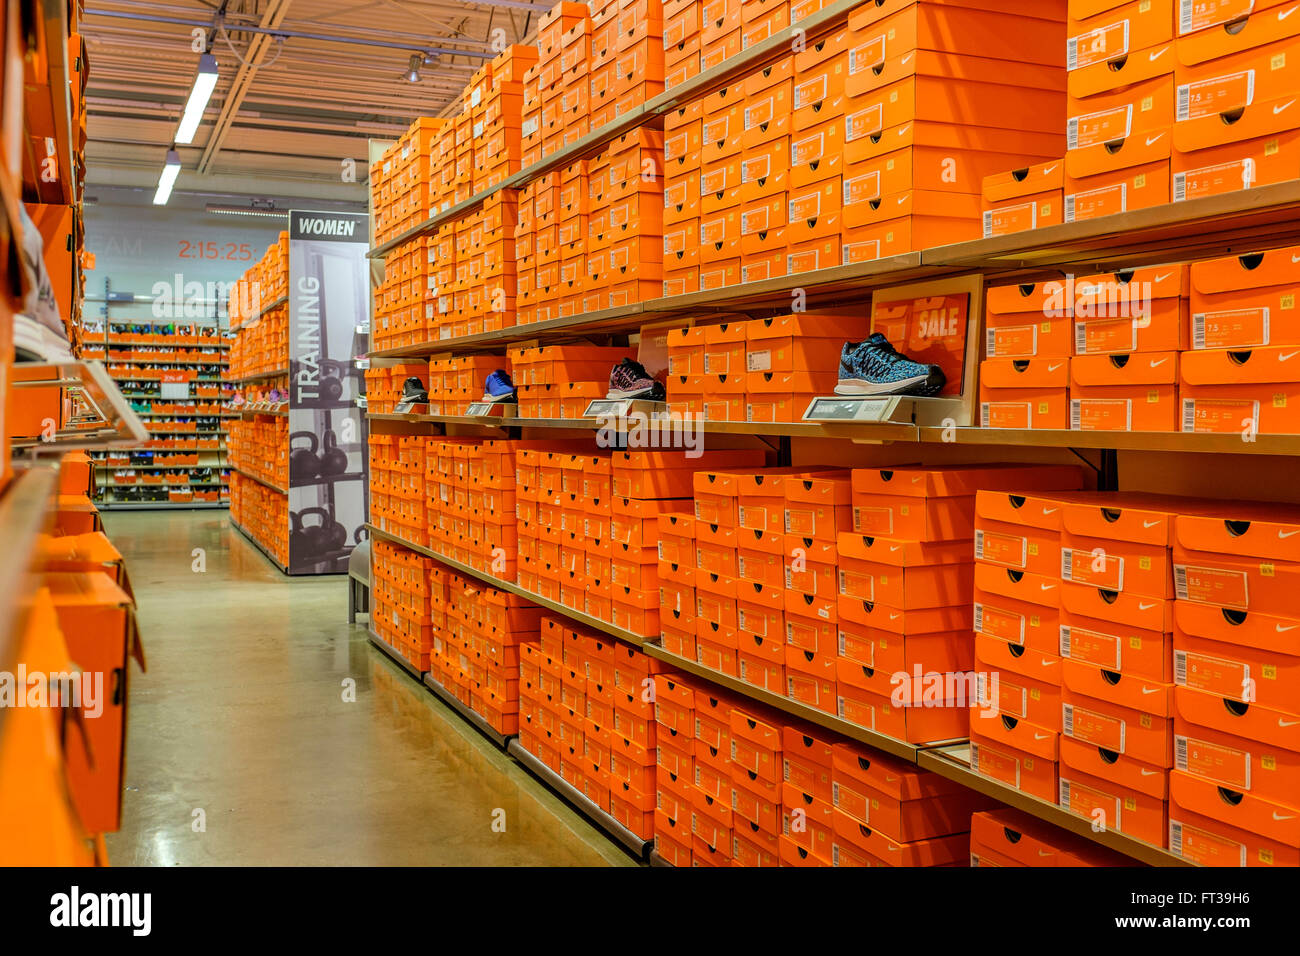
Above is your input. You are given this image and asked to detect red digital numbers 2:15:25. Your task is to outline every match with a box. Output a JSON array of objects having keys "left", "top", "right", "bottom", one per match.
[{"left": 178, "top": 240, "right": 254, "bottom": 261}]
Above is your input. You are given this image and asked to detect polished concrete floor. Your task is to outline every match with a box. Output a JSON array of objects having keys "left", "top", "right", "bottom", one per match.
[{"left": 101, "top": 509, "right": 633, "bottom": 867}]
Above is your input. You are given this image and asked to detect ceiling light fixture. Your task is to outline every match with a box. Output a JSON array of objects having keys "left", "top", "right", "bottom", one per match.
[
  {"left": 402, "top": 53, "right": 422, "bottom": 82},
  {"left": 153, "top": 149, "right": 182, "bottom": 205},
  {"left": 175, "top": 53, "right": 220, "bottom": 145},
  {"left": 205, "top": 200, "right": 286, "bottom": 218}
]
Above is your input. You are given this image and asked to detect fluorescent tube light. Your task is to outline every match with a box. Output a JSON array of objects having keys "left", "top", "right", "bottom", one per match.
[
  {"left": 153, "top": 150, "right": 182, "bottom": 205},
  {"left": 175, "top": 54, "right": 219, "bottom": 144}
]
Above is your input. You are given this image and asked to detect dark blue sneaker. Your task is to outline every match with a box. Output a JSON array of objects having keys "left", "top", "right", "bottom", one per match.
[
  {"left": 483, "top": 369, "right": 517, "bottom": 402},
  {"left": 835, "top": 333, "right": 946, "bottom": 397}
]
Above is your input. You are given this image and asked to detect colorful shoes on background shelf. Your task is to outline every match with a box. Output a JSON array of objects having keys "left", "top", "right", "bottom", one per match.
[
  {"left": 836, "top": 333, "right": 947, "bottom": 397},
  {"left": 483, "top": 369, "right": 517, "bottom": 403},
  {"left": 608, "top": 357, "right": 666, "bottom": 402}
]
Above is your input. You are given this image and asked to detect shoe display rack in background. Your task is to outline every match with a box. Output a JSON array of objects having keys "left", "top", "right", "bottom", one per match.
[
  {"left": 225, "top": 235, "right": 292, "bottom": 569},
  {"left": 2, "top": 0, "right": 145, "bottom": 865},
  {"left": 79, "top": 322, "right": 234, "bottom": 509},
  {"left": 358, "top": 0, "right": 1300, "bottom": 868}
]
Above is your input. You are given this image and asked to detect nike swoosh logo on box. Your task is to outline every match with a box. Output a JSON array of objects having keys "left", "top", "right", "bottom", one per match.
[
  {"left": 1277, "top": 623, "right": 1299, "bottom": 633},
  {"left": 1281, "top": 7, "right": 1298, "bottom": 21},
  {"left": 1280, "top": 718, "right": 1300, "bottom": 727},
  {"left": 1149, "top": 359, "right": 1168, "bottom": 368},
  {"left": 902, "top": 53, "right": 914, "bottom": 64},
  {"left": 1281, "top": 351, "right": 1300, "bottom": 361},
  {"left": 1144, "top": 519, "right": 1161, "bottom": 528},
  {"left": 1275, "top": 100, "right": 1296, "bottom": 115},
  {"left": 1274, "top": 812, "right": 1296, "bottom": 821},
  {"left": 1149, "top": 47, "right": 1169, "bottom": 62},
  {"left": 1048, "top": 363, "right": 1064, "bottom": 372},
  {"left": 1279, "top": 529, "right": 1300, "bottom": 539},
  {"left": 1044, "top": 164, "right": 1059, "bottom": 175},
  {"left": 1034, "top": 733, "right": 1051, "bottom": 740},
  {"left": 1043, "top": 508, "right": 1058, "bottom": 515},
  {"left": 1146, "top": 133, "right": 1166, "bottom": 147},
  {"left": 1139, "top": 602, "right": 1156, "bottom": 611},
  {"left": 1041, "top": 583, "right": 1056, "bottom": 591},
  {"left": 1155, "top": 272, "right": 1172, "bottom": 284},
  {"left": 1141, "top": 686, "right": 1160, "bottom": 694}
]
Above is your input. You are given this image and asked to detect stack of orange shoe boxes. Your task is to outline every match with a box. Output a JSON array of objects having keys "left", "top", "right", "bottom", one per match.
[
  {"left": 607, "top": 460, "right": 665, "bottom": 637},
  {"left": 607, "top": 642, "right": 663, "bottom": 839},
  {"left": 687, "top": 459, "right": 778, "bottom": 679},
  {"left": 615, "top": 0, "right": 666, "bottom": 116},
  {"left": 664, "top": 0, "right": 701, "bottom": 91},
  {"left": 517, "top": 619, "right": 555, "bottom": 768},
  {"left": 663, "top": 100, "right": 702, "bottom": 295},
  {"left": 727, "top": 704, "right": 783, "bottom": 866},
  {"left": 434, "top": 121, "right": 458, "bottom": 213},
  {"left": 1054, "top": 495, "right": 1195, "bottom": 848},
  {"left": 1170, "top": 503, "right": 1300, "bottom": 866},
  {"left": 826, "top": 466, "right": 1079, "bottom": 756},
  {"left": 778, "top": 721, "right": 835, "bottom": 866},
  {"left": 556, "top": 619, "right": 593, "bottom": 799},
  {"left": 980, "top": 281, "right": 1074, "bottom": 430},
  {"left": 655, "top": 511, "right": 698, "bottom": 659},
  {"left": 539, "top": 4, "right": 590, "bottom": 161},
  {"left": 1173, "top": 0, "right": 1300, "bottom": 204},
  {"left": 970, "top": 808, "right": 1128, "bottom": 865},
  {"left": 521, "top": 55, "right": 544, "bottom": 169},
  {"left": 534, "top": 171, "right": 563, "bottom": 323},
  {"left": 603, "top": 128, "right": 665, "bottom": 308},
  {"left": 665, "top": 324, "right": 707, "bottom": 413},
  {"left": 696, "top": 320, "right": 747, "bottom": 420},
  {"left": 1183, "top": 245, "right": 1300, "bottom": 435},
  {"left": 1064, "top": 0, "right": 1175, "bottom": 223},
  {"left": 454, "top": 107, "right": 475, "bottom": 204},
  {"left": 511, "top": 343, "right": 634, "bottom": 418},
  {"left": 745, "top": 312, "right": 867, "bottom": 423},
  {"left": 738, "top": 54, "right": 791, "bottom": 284},
  {"left": 829, "top": 741, "right": 991, "bottom": 866},
  {"left": 588, "top": 5, "right": 619, "bottom": 128},
  {"left": 688, "top": 687, "right": 738, "bottom": 865},
  {"left": 556, "top": 159, "right": 588, "bottom": 317},
  {"left": 1069, "top": 267, "right": 1187, "bottom": 431},
  {"left": 559, "top": 17, "right": 593, "bottom": 152},
  {"left": 447, "top": 572, "right": 540, "bottom": 734},
  {"left": 515, "top": 180, "right": 538, "bottom": 324},
  {"left": 840, "top": 0, "right": 1067, "bottom": 265},
  {"left": 653, "top": 671, "right": 697, "bottom": 865},
  {"left": 697, "top": 81, "right": 744, "bottom": 292},
  {"left": 480, "top": 192, "right": 519, "bottom": 334}
]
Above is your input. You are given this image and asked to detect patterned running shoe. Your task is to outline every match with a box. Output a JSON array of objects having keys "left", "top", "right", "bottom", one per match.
[
  {"left": 608, "top": 357, "right": 666, "bottom": 401},
  {"left": 835, "top": 333, "right": 946, "bottom": 397},
  {"left": 483, "top": 369, "right": 517, "bottom": 403}
]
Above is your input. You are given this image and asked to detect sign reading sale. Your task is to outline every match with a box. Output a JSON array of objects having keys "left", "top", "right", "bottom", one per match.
[{"left": 870, "top": 293, "right": 970, "bottom": 396}]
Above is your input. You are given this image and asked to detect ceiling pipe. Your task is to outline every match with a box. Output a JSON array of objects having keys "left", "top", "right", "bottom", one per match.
[{"left": 83, "top": 7, "right": 495, "bottom": 58}]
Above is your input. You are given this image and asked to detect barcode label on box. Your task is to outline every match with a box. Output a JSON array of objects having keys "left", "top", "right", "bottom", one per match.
[
  {"left": 1060, "top": 625, "right": 1072, "bottom": 658},
  {"left": 1170, "top": 820, "right": 1184, "bottom": 855},
  {"left": 1070, "top": 399, "right": 1082, "bottom": 430},
  {"left": 1178, "top": 0, "right": 1192, "bottom": 33},
  {"left": 1065, "top": 193, "right": 1076, "bottom": 222},
  {"left": 1174, "top": 171, "right": 1187, "bottom": 202},
  {"left": 1063, "top": 702, "right": 1075, "bottom": 737},
  {"left": 1175, "top": 734, "right": 1189, "bottom": 770},
  {"left": 982, "top": 210, "right": 994, "bottom": 238},
  {"left": 1177, "top": 83, "right": 1191, "bottom": 121},
  {"left": 973, "top": 603, "right": 984, "bottom": 632},
  {"left": 1174, "top": 648, "right": 1188, "bottom": 684},
  {"left": 1181, "top": 400, "right": 1196, "bottom": 432}
]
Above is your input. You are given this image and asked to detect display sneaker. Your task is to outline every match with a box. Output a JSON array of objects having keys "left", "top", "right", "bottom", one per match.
[
  {"left": 482, "top": 369, "right": 517, "bottom": 403},
  {"left": 835, "top": 333, "right": 946, "bottom": 397},
  {"left": 394, "top": 376, "right": 429, "bottom": 411},
  {"left": 607, "top": 357, "right": 666, "bottom": 401},
  {"left": 230, "top": 392, "right": 247, "bottom": 408}
]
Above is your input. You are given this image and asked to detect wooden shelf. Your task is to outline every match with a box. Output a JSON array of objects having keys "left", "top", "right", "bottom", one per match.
[
  {"left": 917, "top": 744, "right": 1194, "bottom": 868},
  {"left": 365, "top": 412, "right": 1300, "bottom": 456},
  {"left": 228, "top": 368, "right": 289, "bottom": 385},
  {"left": 231, "top": 466, "right": 288, "bottom": 496},
  {"left": 368, "top": 0, "right": 862, "bottom": 261},
  {"left": 365, "top": 524, "right": 650, "bottom": 648}
]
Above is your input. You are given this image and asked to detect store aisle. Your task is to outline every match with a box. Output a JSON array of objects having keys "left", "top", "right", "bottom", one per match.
[{"left": 101, "top": 510, "right": 632, "bottom": 867}]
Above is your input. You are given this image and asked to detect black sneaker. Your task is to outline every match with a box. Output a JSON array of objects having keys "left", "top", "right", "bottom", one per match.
[
  {"left": 608, "top": 357, "right": 665, "bottom": 401},
  {"left": 394, "top": 376, "right": 429, "bottom": 411}
]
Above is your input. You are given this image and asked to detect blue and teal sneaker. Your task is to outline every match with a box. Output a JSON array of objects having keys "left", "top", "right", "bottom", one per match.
[{"left": 835, "top": 333, "right": 946, "bottom": 397}]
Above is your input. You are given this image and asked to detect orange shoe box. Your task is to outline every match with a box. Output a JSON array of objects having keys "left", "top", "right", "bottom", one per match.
[
  {"left": 974, "top": 562, "right": 1062, "bottom": 659},
  {"left": 985, "top": 279, "right": 1075, "bottom": 359},
  {"left": 1179, "top": 345, "right": 1300, "bottom": 434},
  {"left": 974, "top": 632, "right": 1061, "bottom": 730},
  {"left": 982, "top": 161, "right": 1065, "bottom": 238},
  {"left": 1173, "top": 503, "right": 1300, "bottom": 616},
  {"left": 1172, "top": 599, "right": 1300, "bottom": 713},
  {"left": 1189, "top": 245, "right": 1300, "bottom": 349},
  {"left": 850, "top": 464, "right": 1083, "bottom": 540},
  {"left": 784, "top": 472, "right": 853, "bottom": 543},
  {"left": 732, "top": 766, "right": 782, "bottom": 835},
  {"left": 1168, "top": 770, "right": 1300, "bottom": 866},
  {"left": 732, "top": 826, "right": 781, "bottom": 866},
  {"left": 780, "top": 785, "right": 835, "bottom": 864},
  {"left": 786, "top": 601, "right": 839, "bottom": 658},
  {"left": 781, "top": 645, "right": 835, "bottom": 715},
  {"left": 830, "top": 741, "right": 989, "bottom": 842},
  {"left": 969, "top": 807, "right": 1129, "bottom": 866},
  {"left": 841, "top": 190, "right": 983, "bottom": 256},
  {"left": 969, "top": 711, "right": 1059, "bottom": 803},
  {"left": 1059, "top": 735, "right": 1169, "bottom": 847},
  {"left": 660, "top": 578, "right": 696, "bottom": 633},
  {"left": 1174, "top": 685, "right": 1300, "bottom": 811},
  {"left": 980, "top": 357, "right": 1071, "bottom": 429},
  {"left": 973, "top": 488, "right": 1072, "bottom": 578},
  {"left": 830, "top": 808, "right": 971, "bottom": 867},
  {"left": 1073, "top": 266, "right": 1188, "bottom": 354},
  {"left": 836, "top": 533, "right": 973, "bottom": 610},
  {"left": 1061, "top": 659, "right": 1174, "bottom": 767},
  {"left": 654, "top": 807, "right": 694, "bottom": 866},
  {"left": 836, "top": 670, "right": 971, "bottom": 744},
  {"left": 1067, "top": 0, "right": 1174, "bottom": 77},
  {"left": 1069, "top": 351, "right": 1180, "bottom": 431},
  {"left": 1065, "top": 138, "right": 1172, "bottom": 223},
  {"left": 839, "top": 609, "right": 972, "bottom": 685},
  {"left": 729, "top": 707, "right": 782, "bottom": 784}
]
